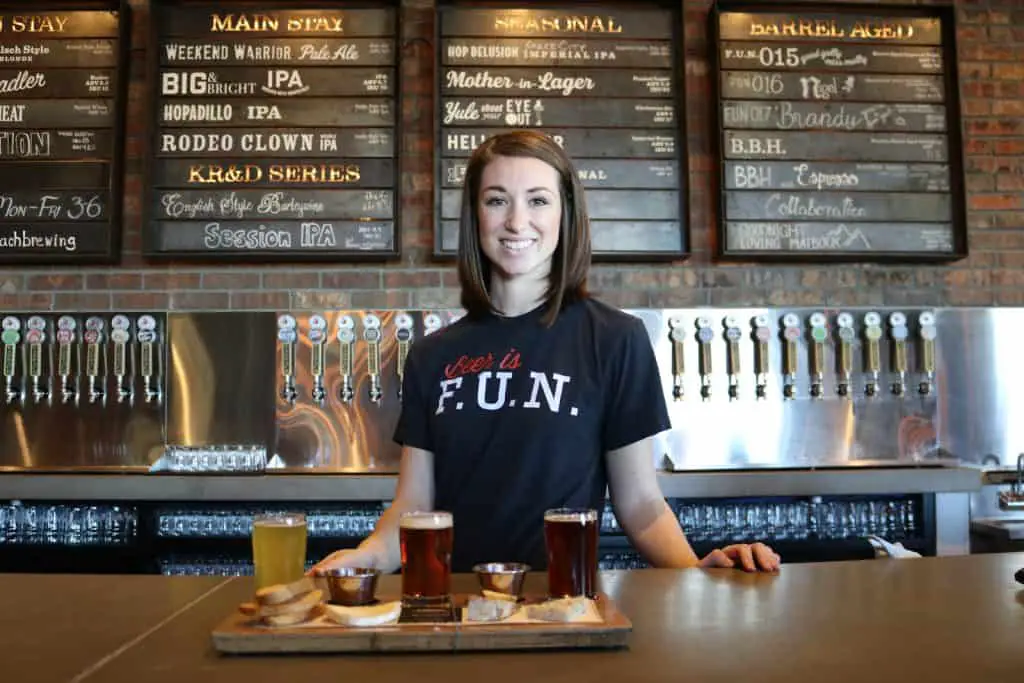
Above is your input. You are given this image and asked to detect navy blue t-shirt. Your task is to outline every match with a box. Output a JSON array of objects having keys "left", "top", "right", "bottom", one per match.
[{"left": 393, "top": 298, "right": 671, "bottom": 572}]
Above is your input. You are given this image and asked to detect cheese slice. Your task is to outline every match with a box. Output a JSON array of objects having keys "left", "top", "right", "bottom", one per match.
[
  {"left": 465, "top": 596, "right": 518, "bottom": 622},
  {"left": 524, "top": 597, "right": 592, "bottom": 622},
  {"left": 324, "top": 601, "right": 402, "bottom": 628}
]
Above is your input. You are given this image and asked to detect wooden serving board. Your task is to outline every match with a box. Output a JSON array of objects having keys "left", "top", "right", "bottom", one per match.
[{"left": 211, "top": 593, "right": 632, "bottom": 654}]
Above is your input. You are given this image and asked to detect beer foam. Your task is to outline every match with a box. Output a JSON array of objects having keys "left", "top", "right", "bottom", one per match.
[
  {"left": 400, "top": 512, "right": 452, "bottom": 530},
  {"left": 544, "top": 511, "right": 596, "bottom": 524},
  {"left": 254, "top": 519, "right": 306, "bottom": 528}
]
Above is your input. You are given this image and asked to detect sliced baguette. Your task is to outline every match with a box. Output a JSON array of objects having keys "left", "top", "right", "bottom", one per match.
[
  {"left": 263, "top": 607, "right": 317, "bottom": 628},
  {"left": 255, "top": 576, "right": 317, "bottom": 605},
  {"left": 258, "top": 589, "right": 323, "bottom": 618},
  {"left": 481, "top": 589, "right": 519, "bottom": 603},
  {"left": 324, "top": 601, "right": 402, "bottom": 628}
]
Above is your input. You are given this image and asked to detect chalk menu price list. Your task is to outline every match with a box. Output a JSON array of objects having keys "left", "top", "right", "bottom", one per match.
[
  {"left": 436, "top": 4, "right": 688, "bottom": 261},
  {"left": 710, "top": 1, "right": 966, "bottom": 262},
  {"left": 145, "top": 1, "right": 400, "bottom": 261},
  {"left": 0, "top": 2, "right": 128, "bottom": 265}
]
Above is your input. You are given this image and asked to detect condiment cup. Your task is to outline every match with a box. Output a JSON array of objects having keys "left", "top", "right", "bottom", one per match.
[
  {"left": 472, "top": 562, "right": 531, "bottom": 599},
  {"left": 312, "top": 567, "right": 380, "bottom": 606}
]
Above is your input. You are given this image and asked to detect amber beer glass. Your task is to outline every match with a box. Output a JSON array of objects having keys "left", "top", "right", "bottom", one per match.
[
  {"left": 544, "top": 508, "right": 599, "bottom": 598},
  {"left": 251, "top": 512, "right": 307, "bottom": 591},
  {"left": 400, "top": 511, "right": 454, "bottom": 604}
]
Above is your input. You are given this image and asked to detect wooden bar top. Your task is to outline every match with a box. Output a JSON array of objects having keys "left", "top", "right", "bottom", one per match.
[{"left": 6, "top": 554, "right": 1023, "bottom": 683}]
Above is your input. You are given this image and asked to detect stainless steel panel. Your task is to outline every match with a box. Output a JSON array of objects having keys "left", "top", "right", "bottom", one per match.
[
  {"left": 165, "top": 312, "right": 276, "bottom": 451},
  {"left": 0, "top": 312, "right": 166, "bottom": 472}
]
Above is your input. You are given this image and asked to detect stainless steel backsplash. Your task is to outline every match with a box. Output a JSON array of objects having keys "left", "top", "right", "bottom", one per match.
[{"left": 0, "top": 306, "right": 1019, "bottom": 473}]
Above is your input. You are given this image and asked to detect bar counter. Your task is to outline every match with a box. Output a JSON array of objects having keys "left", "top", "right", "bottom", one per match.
[{"left": 9, "top": 552, "right": 1023, "bottom": 683}]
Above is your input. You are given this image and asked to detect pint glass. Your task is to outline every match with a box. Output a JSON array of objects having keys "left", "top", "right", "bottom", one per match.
[
  {"left": 399, "top": 511, "right": 453, "bottom": 604},
  {"left": 252, "top": 512, "right": 307, "bottom": 591},
  {"left": 544, "top": 508, "right": 598, "bottom": 598}
]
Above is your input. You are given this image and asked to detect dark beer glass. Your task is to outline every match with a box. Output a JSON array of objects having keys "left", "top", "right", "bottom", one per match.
[
  {"left": 399, "top": 511, "right": 453, "bottom": 604},
  {"left": 544, "top": 508, "right": 599, "bottom": 598}
]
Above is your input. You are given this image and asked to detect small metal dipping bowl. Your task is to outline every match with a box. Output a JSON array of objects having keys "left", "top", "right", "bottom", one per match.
[
  {"left": 312, "top": 567, "right": 380, "bottom": 606},
  {"left": 472, "top": 562, "right": 531, "bottom": 599}
]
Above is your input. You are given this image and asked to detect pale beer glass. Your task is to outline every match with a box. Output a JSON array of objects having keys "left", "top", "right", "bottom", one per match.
[
  {"left": 400, "top": 511, "right": 453, "bottom": 604},
  {"left": 251, "top": 512, "right": 307, "bottom": 591},
  {"left": 544, "top": 508, "right": 599, "bottom": 598}
]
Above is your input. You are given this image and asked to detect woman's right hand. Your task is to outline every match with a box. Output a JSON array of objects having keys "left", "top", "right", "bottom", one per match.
[{"left": 308, "top": 545, "right": 380, "bottom": 575}]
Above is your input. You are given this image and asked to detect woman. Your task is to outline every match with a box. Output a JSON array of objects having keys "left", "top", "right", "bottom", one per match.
[{"left": 312, "top": 130, "right": 780, "bottom": 575}]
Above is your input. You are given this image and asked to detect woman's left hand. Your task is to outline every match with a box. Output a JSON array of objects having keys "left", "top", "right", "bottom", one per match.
[{"left": 698, "top": 542, "right": 781, "bottom": 572}]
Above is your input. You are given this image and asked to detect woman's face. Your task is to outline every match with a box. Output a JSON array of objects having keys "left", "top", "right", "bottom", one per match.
[{"left": 476, "top": 154, "right": 562, "bottom": 281}]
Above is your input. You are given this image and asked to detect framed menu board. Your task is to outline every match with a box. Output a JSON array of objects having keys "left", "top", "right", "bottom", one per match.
[
  {"left": 144, "top": 0, "right": 402, "bottom": 261},
  {"left": 435, "top": 1, "right": 688, "bottom": 261},
  {"left": 710, "top": 1, "right": 967, "bottom": 262},
  {"left": 0, "top": 1, "right": 129, "bottom": 264}
]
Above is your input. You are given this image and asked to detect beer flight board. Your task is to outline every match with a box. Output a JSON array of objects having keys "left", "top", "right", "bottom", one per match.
[
  {"left": 143, "top": 0, "right": 401, "bottom": 260},
  {"left": 435, "top": 3, "right": 689, "bottom": 260},
  {"left": 710, "top": 2, "right": 967, "bottom": 261},
  {"left": 0, "top": 1, "right": 129, "bottom": 264}
]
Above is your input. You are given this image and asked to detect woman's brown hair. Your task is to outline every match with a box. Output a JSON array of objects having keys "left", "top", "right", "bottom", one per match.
[{"left": 456, "top": 130, "right": 591, "bottom": 327}]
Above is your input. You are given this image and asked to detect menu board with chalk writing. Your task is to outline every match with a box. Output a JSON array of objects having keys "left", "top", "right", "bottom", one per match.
[
  {"left": 710, "top": 1, "right": 967, "bottom": 262},
  {"left": 0, "top": 1, "right": 129, "bottom": 264}
]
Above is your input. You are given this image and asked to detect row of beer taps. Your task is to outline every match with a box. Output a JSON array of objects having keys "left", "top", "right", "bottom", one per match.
[
  {"left": 277, "top": 312, "right": 448, "bottom": 406},
  {"left": 670, "top": 310, "right": 936, "bottom": 402},
  {"left": 0, "top": 314, "right": 163, "bottom": 408}
]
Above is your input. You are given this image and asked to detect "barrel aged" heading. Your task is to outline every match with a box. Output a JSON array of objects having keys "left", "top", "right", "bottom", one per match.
[
  {"left": 493, "top": 15, "right": 622, "bottom": 33},
  {"left": 210, "top": 13, "right": 343, "bottom": 33},
  {"left": 749, "top": 18, "right": 918, "bottom": 41}
]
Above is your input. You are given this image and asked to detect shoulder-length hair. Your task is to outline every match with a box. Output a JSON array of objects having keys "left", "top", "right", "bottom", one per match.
[{"left": 456, "top": 130, "right": 591, "bottom": 327}]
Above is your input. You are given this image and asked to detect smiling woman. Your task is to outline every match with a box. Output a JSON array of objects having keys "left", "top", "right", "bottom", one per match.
[{"left": 311, "top": 130, "right": 781, "bottom": 576}]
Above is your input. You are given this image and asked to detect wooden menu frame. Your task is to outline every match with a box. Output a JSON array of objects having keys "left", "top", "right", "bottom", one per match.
[{"left": 708, "top": 0, "right": 968, "bottom": 263}]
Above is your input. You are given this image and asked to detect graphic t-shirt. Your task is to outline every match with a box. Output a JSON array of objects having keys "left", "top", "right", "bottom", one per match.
[{"left": 393, "top": 298, "right": 671, "bottom": 572}]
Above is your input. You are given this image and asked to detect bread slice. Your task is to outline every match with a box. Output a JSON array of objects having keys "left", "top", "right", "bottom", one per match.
[
  {"left": 263, "top": 605, "right": 318, "bottom": 628},
  {"left": 525, "top": 596, "right": 592, "bottom": 622},
  {"left": 258, "top": 589, "right": 323, "bottom": 618},
  {"left": 255, "top": 577, "right": 317, "bottom": 605},
  {"left": 324, "top": 601, "right": 402, "bottom": 627},
  {"left": 465, "top": 596, "right": 518, "bottom": 622}
]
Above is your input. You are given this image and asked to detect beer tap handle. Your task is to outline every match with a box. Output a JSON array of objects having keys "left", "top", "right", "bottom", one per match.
[
  {"left": 695, "top": 317, "right": 714, "bottom": 401},
  {"left": 110, "top": 314, "right": 134, "bottom": 405},
  {"left": 136, "top": 315, "right": 161, "bottom": 405},
  {"left": 55, "top": 316, "right": 77, "bottom": 405},
  {"left": 668, "top": 316, "right": 685, "bottom": 401},
  {"left": 394, "top": 313, "right": 414, "bottom": 401},
  {"left": 1, "top": 316, "right": 22, "bottom": 405},
  {"left": 863, "top": 312, "right": 883, "bottom": 398},
  {"left": 307, "top": 314, "right": 328, "bottom": 405},
  {"left": 363, "top": 314, "right": 383, "bottom": 405},
  {"left": 277, "top": 314, "right": 298, "bottom": 405},
  {"left": 723, "top": 316, "right": 741, "bottom": 401},
  {"left": 835, "top": 312, "right": 855, "bottom": 399},
  {"left": 83, "top": 316, "right": 106, "bottom": 405},
  {"left": 917, "top": 311, "right": 937, "bottom": 396},
  {"left": 888, "top": 312, "right": 909, "bottom": 398},
  {"left": 808, "top": 313, "right": 828, "bottom": 400},
  {"left": 781, "top": 313, "right": 801, "bottom": 400},
  {"left": 751, "top": 315, "right": 771, "bottom": 400}
]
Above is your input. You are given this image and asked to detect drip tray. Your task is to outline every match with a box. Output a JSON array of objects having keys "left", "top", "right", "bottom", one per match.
[{"left": 971, "top": 518, "right": 1024, "bottom": 541}]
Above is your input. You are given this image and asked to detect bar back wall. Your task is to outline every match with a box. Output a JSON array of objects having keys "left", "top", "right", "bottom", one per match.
[{"left": 0, "top": 0, "right": 1020, "bottom": 311}]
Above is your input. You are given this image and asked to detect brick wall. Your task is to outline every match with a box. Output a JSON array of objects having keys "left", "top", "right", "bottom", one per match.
[{"left": 2, "top": 0, "right": 1020, "bottom": 312}]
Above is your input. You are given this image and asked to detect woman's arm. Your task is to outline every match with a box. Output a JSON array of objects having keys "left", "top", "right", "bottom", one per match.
[
  {"left": 356, "top": 445, "right": 435, "bottom": 573},
  {"left": 605, "top": 436, "right": 700, "bottom": 568}
]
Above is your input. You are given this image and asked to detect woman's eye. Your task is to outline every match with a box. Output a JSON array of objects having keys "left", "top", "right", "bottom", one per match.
[
  {"left": 529, "top": 197, "right": 549, "bottom": 207},
  {"left": 484, "top": 197, "right": 506, "bottom": 206}
]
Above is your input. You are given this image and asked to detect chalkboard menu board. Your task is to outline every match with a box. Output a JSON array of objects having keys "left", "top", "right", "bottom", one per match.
[
  {"left": 710, "top": 2, "right": 966, "bottom": 262},
  {"left": 0, "top": 1, "right": 129, "bottom": 265},
  {"left": 144, "top": 1, "right": 401, "bottom": 261},
  {"left": 435, "top": 3, "right": 688, "bottom": 261}
]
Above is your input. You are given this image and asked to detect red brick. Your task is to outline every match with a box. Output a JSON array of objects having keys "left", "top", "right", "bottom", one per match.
[
  {"left": 969, "top": 194, "right": 1022, "bottom": 211},
  {"left": 0, "top": 293, "right": 53, "bottom": 310},
  {"left": 230, "top": 291, "right": 291, "bottom": 310},
  {"left": 143, "top": 272, "right": 201, "bottom": 290},
  {"left": 26, "top": 274, "right": 82, "bottom": 290},
  {"left": 201, "top": 271, "right": 261, "bottom": 289},
  {"left": 262, "top": 271, "right": 320, "bottom": 289},
  {"left": 54, "top": 292, "right": 111, "bottom": 310},
  {"left": 992, "top": 100, "right": 1024, "bottom": 117},
  {"left": 112, "top": 292, "right": 169, "bottom": 311},
  {"left": 170, "top": 292, "right": 230, "bottom": 310},
  {"left": 992, "top": 63, "right": 1024, "bottom": 80},
  {"left": 411, "top": 289, "right": 461, "bottom": 309},
  {"left": 85, "top": 273, "right": 143, "bottom": 290},
  {"left": 351, "top": 290, "right": 411, "bottom": 309},
  {"left": 384, "top": 270, "right": 442, "bottom": 288},
  {"left": 292, "top": 291, "right": 351, "bottom": 309},
  {"left": 321, "top": 271, "right": 381, "bottom": 289},
  {"left": 966, "top": 119, "right": 1022, "bottom": 136}
]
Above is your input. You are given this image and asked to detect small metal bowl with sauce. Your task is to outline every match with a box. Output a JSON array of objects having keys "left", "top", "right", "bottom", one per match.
[
  {"left": 472, "top": 562, "right": 531, "bottom": 600},
  {"left": 312, "top": 567, "right": 380, "bottom": 606}
]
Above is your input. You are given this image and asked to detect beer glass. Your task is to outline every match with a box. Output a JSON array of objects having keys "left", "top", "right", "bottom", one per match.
[
  {"left": 251, "top": 512, "right": 307, "bottom": 591},
  {"left": 544, "top": 508, "right": 598, "bottom": 598},
  {"left": 399, "top": 511, "right": 453, "bottom": 605}
]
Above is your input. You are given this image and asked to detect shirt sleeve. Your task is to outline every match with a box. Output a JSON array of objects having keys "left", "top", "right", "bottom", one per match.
[
  {"left": 392, "top": 342, "right": 434, "bottom": 451},
  {"left": 602, "top": 316, "right": 672, "bottom": 452}
]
